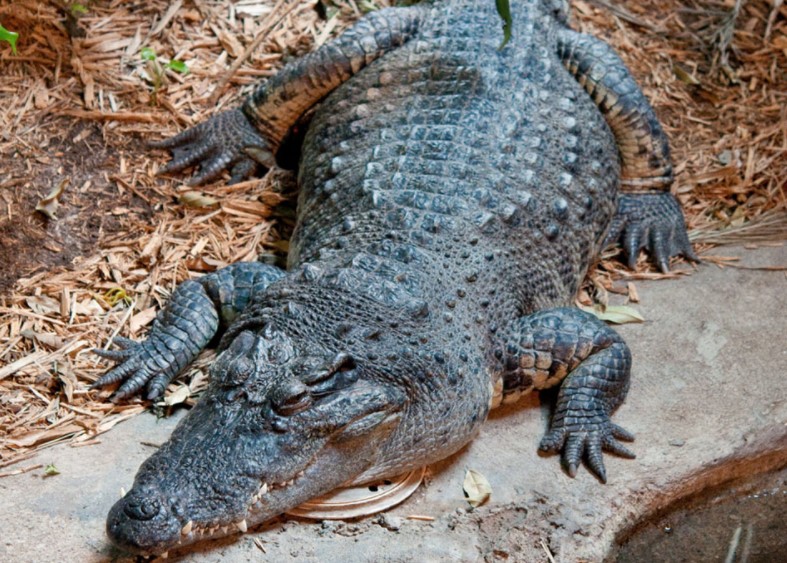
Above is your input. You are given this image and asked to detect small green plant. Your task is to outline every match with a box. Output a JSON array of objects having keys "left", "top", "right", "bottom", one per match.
[
  {"left": 140, "top": 46, "right": 189, "bottom": 104},
  {"left": 69, "top": 3, "right": 89, "bottom": 16},
  {"left": 496, "top": 0, "right": 512, "bottom": 49},
  {"left": 0, "top": 23, "right": 19, "bottom": 55}
]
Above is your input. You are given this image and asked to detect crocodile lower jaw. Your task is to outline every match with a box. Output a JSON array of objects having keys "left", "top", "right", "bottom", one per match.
[{"left": 174, "top": 470, "right": 308, "bottom": 548}]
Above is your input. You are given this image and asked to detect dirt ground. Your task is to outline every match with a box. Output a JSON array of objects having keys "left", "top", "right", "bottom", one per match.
[{"left": 0, "top": 0, "right": 785, "bottom": 536}]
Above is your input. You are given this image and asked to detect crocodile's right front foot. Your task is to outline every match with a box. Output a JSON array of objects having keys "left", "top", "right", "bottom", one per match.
[{"left": 150, "top": 108, "right": 274, "bottom": 185}]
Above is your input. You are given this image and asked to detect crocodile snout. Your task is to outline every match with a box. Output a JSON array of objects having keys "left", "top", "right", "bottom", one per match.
[
  {"left": 123, "top": 493, "right": 161, "bottom": 521},
  {"left": 107, "top": 487, "right": 180, "bottom": 555}
]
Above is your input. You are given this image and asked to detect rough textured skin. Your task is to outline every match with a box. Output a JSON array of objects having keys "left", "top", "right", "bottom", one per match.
[{"left": 95, "top": 0, "right": 697, "bottom": 556}]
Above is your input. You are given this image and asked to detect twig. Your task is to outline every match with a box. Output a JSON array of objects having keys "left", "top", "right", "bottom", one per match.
[
  {"left": 0, "top": 463, "right": 44, "bottom": 478},
  {"left": 765, "top": 0, "right": 783, "bottom": 41},
  {"left": 587, "top": 0, "right": 664, "bottom": 33},
  {"left": 540, "top": 540, "right": 557, "bottom": 563},
  {"left": 208, "top": 0, "right": 295, "bottom": 105}
]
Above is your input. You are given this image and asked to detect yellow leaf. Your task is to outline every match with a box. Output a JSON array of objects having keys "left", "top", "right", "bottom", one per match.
[
  {"left": 463, "top": 468, "right": 492, "bottom": 508},
  {"left": 179, "top": 191, "right": 219, "bottom": 209},
  {"left": 579, "top": 304, "right": 645, "bottom": 324},
  {"left": 164, "top": 385, "right": 191, "bottom": 407}
]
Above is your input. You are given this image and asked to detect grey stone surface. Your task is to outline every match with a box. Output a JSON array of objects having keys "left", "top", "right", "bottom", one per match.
[{"left": 1, "top": 245, "right": 785, "bottom": 563}]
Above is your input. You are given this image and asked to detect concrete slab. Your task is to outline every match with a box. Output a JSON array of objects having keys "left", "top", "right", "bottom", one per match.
[{"left": 1, "top": 245, "right": 785, "bottom": 563}]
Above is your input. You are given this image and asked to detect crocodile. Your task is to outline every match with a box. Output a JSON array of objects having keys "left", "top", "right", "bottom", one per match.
[{"left": 93, "top": 0, "right": 697, "bottom": 556}]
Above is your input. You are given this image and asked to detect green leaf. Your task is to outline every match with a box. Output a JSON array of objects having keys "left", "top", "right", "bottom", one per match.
[
  {"left": 140, "top": 46, "right": 156, "bottom": 61},
  {"left": 579, "top": 304, "right": 645, "bottom": 324},
  {"left": 44, "top": 463, "right": 60, "bottom": 476},
  {"left": 0, "top": 24, "right": 19, "bottom": 55},
  {"left": 70, "top": 3, "right": 89, "bottom": 15},
  {"left": 463, "top": 468, "right": 492, "bottom": 508},
  {"left": 496, "top": 0, "right": 512, "bottom": 50},
  {"left": 166, "top": 59, "right": 189, "bottom": 74}
]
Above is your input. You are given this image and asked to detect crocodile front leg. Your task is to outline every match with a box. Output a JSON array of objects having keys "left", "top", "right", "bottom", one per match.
[
  {"left": 556, "top": 29, "right": 698, "bottom": 271},
  {"left": 151, "top": 6, "right": 424, "bottom": 185},
  {"left": 93, "top": 262, "right": 284, "bottom": 400},
  {"left": 495, "top": 307, "right": 635, "bottom": 483}
]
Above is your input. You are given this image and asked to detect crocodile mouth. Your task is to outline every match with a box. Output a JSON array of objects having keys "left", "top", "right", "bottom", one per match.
[{"left": 175, "top": 471, "right": 307, "bottom": 547}]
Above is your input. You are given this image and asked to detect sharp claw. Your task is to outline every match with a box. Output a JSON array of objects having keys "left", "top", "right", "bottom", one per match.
[
  {"left": 92, "top": 347, "right": 133, "bottom": 361},
  {"left": 623, "top": 225, "right": 642, "bottom": 270},
  {"left": 604, "top": 437, "right": 636, "bottom": 459},
  {"left": 148, "top": 127, "right": 200, "bottom": 150},
  {"left": 92, "top": 362, "right": 136, "bottom": 389},
  {"left": 114, "top": 374, "right": 149, "bottom": 401},
  {"left": 112, "top": 335, "right": 137, "bottom": 348},
  {"left": 683, "top": 244, "right": 701, "bottom": 264},
  {"left": 611, "top": 423, "right": 635, "bottom": 442},
  {"left": 593, "top": 465, "right": 607, "bottom": 484},
  {"left": 146, "top": 374, "right": 170, "bottom": 401},
  {"left": 161, "top": 143, "right": 216, "bottom": 175},
  {"left": 188, "top": 154, "right": 234, "bottom": 186},
  {"left": 228, "top": 159, "right": 257, "bottom": 185},
  {"left": 567, "top": 462, "right": 578, "bottom": 478}
]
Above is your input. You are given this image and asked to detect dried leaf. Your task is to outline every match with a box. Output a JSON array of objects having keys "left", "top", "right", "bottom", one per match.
[
  {"left": 25, "top": 295, "right": 61, "bottom": 316},
  {"left": 179, "top": 191, "right": 219, "bottom": 209},
  {"left": 129, "top": 307, "right": 157, "bottom": 334},
  {"left": 463, "top": 468, "right": 492, "bottom": 508},
  {"left": 35, "top": 180, "right": 68, "bottom": 220},
  {"left": 20, "top": 330, "right": 64, "bottom": 349},
  {"left": 164, "top": 385, "right": 191, "bottom": 407},
  {"left": 579, "top": 304, "right": 645, "bottom": 324}
]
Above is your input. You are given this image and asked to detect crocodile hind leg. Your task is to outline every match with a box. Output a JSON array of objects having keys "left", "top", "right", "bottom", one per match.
[
  {"left": 150, "top": 6, "right": 424, "bottom": 185},
  {"left": 494, "top": 307, "right": 635, "bottom": 483},
  {"left": 557, "top": 29, "right": 698, "bottom": 272},
  {"left": 93, "top": 262, "right": 284, "bottom": 400}
]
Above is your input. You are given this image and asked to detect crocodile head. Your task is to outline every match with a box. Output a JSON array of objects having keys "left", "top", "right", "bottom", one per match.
[{"left": 106, "top": 326, "right": 406, "bottom": 556}]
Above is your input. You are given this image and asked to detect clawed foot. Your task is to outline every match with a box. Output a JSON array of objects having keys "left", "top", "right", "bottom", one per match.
[
  {"left": 604, "top": 193, "right": 699, "bottom": 273},
  {"left": 539, "top": 417, "right": 635, "bottom": 483},
  {"left": 92, "top": 336, "right": 178, "bottom": 401},
  {"left": 149, "top": 108, "right": 273, "bottom": 185}
]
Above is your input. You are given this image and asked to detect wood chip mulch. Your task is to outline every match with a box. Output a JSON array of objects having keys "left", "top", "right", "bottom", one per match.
[{"left": 1, "top": 0, "right": 785, "bottom": 470}]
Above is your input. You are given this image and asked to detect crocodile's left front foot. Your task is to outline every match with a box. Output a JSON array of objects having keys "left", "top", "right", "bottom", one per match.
[
  {"left": 540, "top": 414, "right": 635, "bottom": 484},
  {"left": 604, "top": 192, "right": 699, "bottom": 273}
]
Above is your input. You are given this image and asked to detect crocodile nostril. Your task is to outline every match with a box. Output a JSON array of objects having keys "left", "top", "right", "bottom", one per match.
[{"left": 123, "top": 495, "right": 162, "bottom": 521}]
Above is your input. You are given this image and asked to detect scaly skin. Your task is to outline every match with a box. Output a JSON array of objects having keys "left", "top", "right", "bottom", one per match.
[{"left": 95, "top": 0, "right": 697, "bottom": 556}]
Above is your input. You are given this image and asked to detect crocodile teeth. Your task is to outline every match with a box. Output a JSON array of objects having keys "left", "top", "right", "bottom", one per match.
[
  {"left": 160, "top": 552, "right": 168, "bottom": 560},
  {"left": 221, "top": 526, "right": 229, "bottom": 535},
  {"left": 181, "top": 520, "right": 193, "bottom": 535},
  {"left": 260, "top": 483, "right": 268, "bottom": 495},
  {"left": 237, "top": 519, "right": 248, "bottom": 533}
]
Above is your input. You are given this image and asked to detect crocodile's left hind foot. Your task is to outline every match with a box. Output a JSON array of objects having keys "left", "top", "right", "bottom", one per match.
[{"left": 604, "top": 192, "right": 699, "bottom": 273}]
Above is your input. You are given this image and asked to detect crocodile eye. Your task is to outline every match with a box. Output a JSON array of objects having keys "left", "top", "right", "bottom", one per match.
[
  {"left": 226, "top": 356, "right": 255, "bottom": 386},
  {"left": 307, "top": 354, "right": 358, "bottom": 396},
  {"left": 273, "top": 379, "right": 312, "bottom": 416}
]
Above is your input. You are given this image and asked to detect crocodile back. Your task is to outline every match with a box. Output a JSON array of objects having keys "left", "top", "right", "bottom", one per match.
[{"left": 291, "top": 0, "right": 618, "bottom": 324}]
